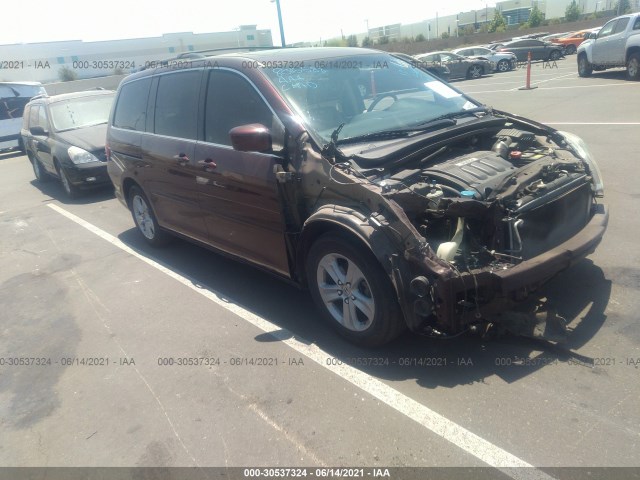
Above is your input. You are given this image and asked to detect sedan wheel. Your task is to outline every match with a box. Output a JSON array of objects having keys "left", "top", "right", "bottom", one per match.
[
  {"left": 467, "top": 65, "right": 482, "bottom": 79},
  {"left": 129, "top": 186, "right": 170, "bottom": 246},
  {"left": 549, "top": 50, "right": 561, "bottom": 61},
  {"left": 307, "top": 233, "right": 405, "bottom": 346},
  {"left": 566, "top": 45, "right": 577, "bottom": 55},
  {"left": 497, "top": 59, "right": 510, "bottom": 72}
]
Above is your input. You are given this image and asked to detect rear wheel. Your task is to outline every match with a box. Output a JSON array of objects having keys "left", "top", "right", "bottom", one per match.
[
  {"left": 467, "top": 65, "right": 482, "bottom": 79},
  {"left": 129, "top": 186, "right": 171, "bottom": 246},
  {"left": 578, "top": 54, "right": 593, "bottom": 77},
  {"left": 306, "top": 233, "right": 406, "bottom": 347},
  {"left": 627, "top": 53, "right": 640, "bottom": 81},
  {"left": 549, "top": 50, "right": 562, "bottom": 61}
]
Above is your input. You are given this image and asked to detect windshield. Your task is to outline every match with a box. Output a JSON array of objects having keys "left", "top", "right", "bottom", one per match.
[
  {"left": 260, "top": 53, "right": 480, "bottom": 144},
  {"left": 49, "top": 95, "right": 114, "bottom": 132}
]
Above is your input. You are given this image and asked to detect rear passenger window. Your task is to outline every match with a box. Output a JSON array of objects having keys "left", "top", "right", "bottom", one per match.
[
  {"left": 113, "top": 78, "right": 151, "bottom": 131},
  {"left": 154, "top": 71, "right": 200, "bottom": 140},
  {"left": 204, "top": 70, "right": 273, "bottom": 146}
]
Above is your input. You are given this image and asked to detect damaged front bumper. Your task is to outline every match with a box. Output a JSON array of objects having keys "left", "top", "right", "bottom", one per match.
[{"left": 409, "top": 203, "right": 608, "bottom": 334}]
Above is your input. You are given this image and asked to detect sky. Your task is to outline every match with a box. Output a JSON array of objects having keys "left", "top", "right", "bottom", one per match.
[{"left": 1, "top": 0, "right": 496, "bottom": 46}]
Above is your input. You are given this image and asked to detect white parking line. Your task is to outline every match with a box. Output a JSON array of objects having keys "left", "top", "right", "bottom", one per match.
[
  {"left": 462, "top": 82, "right": 639, "bottom": 94},
  {"left": 46, "top": 203, "right": 555, "bottom": 480}
]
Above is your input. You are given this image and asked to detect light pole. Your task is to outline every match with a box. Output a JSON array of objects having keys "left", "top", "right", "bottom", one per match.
[{"left": 271, "top": 0, "right": 286, "bottom": 47}]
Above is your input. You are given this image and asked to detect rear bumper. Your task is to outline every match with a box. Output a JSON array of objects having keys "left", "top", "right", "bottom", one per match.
[{"left": 427, "top": 204, "right": 608, "bottom": 331}]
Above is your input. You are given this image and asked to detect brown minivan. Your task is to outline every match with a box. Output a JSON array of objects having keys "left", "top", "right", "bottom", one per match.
[{"left": 107, "top": 47, "right": 607, "bottom": 346}]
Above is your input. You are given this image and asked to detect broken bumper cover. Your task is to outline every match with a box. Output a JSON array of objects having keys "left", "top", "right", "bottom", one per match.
[{"left": 430, "top": 203, "right": 608, "bottom": 332}]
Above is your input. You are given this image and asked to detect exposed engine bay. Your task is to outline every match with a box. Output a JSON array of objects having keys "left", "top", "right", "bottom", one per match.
[{"left": 376, "top": 123, "right": 596, "bottom": 271}]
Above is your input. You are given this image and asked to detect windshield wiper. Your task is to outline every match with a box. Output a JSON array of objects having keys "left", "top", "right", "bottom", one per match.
[
  {"left": 416, "top": 106, "right": 491, "bottom": 126},
  {"left": 335, "top": 119, "right": 457, "bottom": 146}
]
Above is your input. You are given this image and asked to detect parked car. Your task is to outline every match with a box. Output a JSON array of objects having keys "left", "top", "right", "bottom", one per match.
[
  {"left": 578, "top": 13, "right": 640, "bottom": 80},
  {"left": 452, "top": 46, "right": 517, "bottom": 72},
  {"left": 414, "top": 51, "right": 491, "bottom": 79},
  {"left": 541, "top": 32, "right": 574, "bottom": 42},
  {"left": 497, "top": 39, "right": 564, "bottom": 61},
  {"left": 0, "top": 82, "right": 47, "bottom": 151},
  {"left": 21, "top": 89, "right": 115, "bottom": 197},
  {"left": 390, "top": 52, "right": 450, "bottom": 82},
  {"left": 107, "top": 47, "right": 607, "bottom": 346},
  {"left": 551, "top": 29, "right": 598, "bottom": 55}
]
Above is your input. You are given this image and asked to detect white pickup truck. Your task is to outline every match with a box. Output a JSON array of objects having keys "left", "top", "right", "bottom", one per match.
[{"left": 577, "top": 13, "right": 640, "bottom": 80}]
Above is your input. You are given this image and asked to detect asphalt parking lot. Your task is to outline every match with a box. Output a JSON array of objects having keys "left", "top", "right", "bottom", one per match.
[{"left": 1, "top": 56, "right": 639, "bottom": 479}]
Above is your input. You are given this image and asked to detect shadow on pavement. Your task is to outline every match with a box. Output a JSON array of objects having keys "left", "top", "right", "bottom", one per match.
[{"left": 116, "top": 227, "right": 611, "bottom": 389}]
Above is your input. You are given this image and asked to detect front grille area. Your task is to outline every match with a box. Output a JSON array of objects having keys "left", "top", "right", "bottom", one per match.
[{"left": 514, "top": 181, "right": 592, "bottom": 260}]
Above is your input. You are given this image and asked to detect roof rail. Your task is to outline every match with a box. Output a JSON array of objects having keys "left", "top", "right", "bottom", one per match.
[{"left": 140, "top": 46, "right": 293, "bottom": 71}]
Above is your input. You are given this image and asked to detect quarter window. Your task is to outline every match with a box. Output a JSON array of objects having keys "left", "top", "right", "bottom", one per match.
[
  {"left": 204, "top": 70, "right": 274, "bottom": 146},
  {"left": 154, "top": 71, "right": 200, "bottom": 140},
  {"left": 113, "top": 78, "right": 152, "bottom": 131}
]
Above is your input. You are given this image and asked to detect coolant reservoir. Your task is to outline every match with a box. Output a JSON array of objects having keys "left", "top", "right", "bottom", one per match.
[{"left": 437, "top": 217, "right": 465, "bottom": 262}]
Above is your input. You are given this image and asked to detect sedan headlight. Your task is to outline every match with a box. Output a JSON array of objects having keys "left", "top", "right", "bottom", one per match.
[
  {"left": 68, "top": 146, "right": 100, "bottom": 165},
  {"left": 559, "top": 131, "right": 604, "bottom": 197}
]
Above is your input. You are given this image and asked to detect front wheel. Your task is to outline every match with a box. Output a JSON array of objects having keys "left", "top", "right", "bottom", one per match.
[
  {"left": 496, "top": 59, "right": 510, "bottom": 72},
  {"left": 32, "top": 157, "right": 49, "bottom": 183},
  {"left": 129, "top": 186, "right": 171, "bottom": 246},
  {"left": 56, "top": 163, "right": 79, "bottom": 199},
  {"left": 578, "top": 54, "right": 593, "bottom": 77},
  {"left": 467, "top": 65, "right": 482, "bottom": 79},
  {"left": 306, "top": 233, "right": 406, "bottom": 347},
  {"left": 627, "top": 53, "right": 640, "bottom": 81}
]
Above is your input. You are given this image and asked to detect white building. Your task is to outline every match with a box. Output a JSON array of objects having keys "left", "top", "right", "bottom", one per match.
[{"left": 0, "top": 26, "right": 273, "bottom": 83}]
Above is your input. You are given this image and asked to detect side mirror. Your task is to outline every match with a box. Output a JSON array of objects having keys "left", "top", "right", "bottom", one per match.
[
  {"left": 229, "top": 124, "right": 272, "bottom": 153},
  {"left": 588, "top": 32, "right": 597, "bottom": 39},
  {"left": 30, "top": 125, "right": 47, "bottom": 136}
]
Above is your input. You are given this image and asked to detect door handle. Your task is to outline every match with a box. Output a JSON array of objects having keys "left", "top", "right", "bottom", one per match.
[
  {"left": 173, "top": 153, "right": 189, "bottom": 165},
  {"left": 198, "top": 158, "right": 217, "bottom": 171}
]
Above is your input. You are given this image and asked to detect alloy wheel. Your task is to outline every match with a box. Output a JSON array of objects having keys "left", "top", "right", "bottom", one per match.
[{"left": 132, "top": 195, "right": 156, "bottom": 240}]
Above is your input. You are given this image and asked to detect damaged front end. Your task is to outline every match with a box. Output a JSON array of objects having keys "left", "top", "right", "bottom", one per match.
[{"left": 346, "top": 117, "right": 608, "bottom": 340}]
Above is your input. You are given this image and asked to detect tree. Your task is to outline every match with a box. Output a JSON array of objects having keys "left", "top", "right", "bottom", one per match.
[
  {"left": 526, "top": 5, "right": 544, "bottom": 27},
  {"left": 346, "top": 34, "right": 358, "bottom": 47},
  {"left": 377, "top": 36, "right": 389, "bottom": 45},
  {"left": 58, "top": 66, "right": 77, "bottom": 82},
  {"left": 362, "top": 36, "right": 372, "bottom": 47},
  {"left": 615, "top": 0, "right": 631, "bottom": 14},
  {"left": 415, "top": 33, "right": 426, "bottom": 42},
  {"left": 565, "top": 0, "right": 581, "bottom": 22},
  {"left": 463, "top": 24, "right": 476, "bottom": 35},
  {"left": 441, "top": 31, "right": 450, "bottom": 39},
  {"left": 488, "top": 11, "right": 507, "bottom": 33}
]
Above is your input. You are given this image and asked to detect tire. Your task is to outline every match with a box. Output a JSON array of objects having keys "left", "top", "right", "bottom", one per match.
[
  {"left": 565, "top": 45, "right": 577, "bottom": 55},
  {"left": 496, "top": 59, "right": 510, "bottom": 72},
  {"left": 578, "top": 53, "right": 593, "bottom": 77},
  {"left": 56, "top": 162, "right": 79, "bottom": 199},
  {"left": 549, "top": 50, "right": 562, "bottom": 61},
  {"left": 306, "top": 233, "right": 406, "bottom": 347},
  {"left": 128, "top": 185, "right": 171, "bottom": 247},
  {"left": 32, "top": 157, "right": 49, "bottom": 183},
  {"left": 627, "top": 53, "right": 640, "bottom": 81},
  {"left": 467, "top": 65, "right": 482, "bottom": 79}
]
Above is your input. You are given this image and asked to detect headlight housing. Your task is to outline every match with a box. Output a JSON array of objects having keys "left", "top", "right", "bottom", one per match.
[
  {"left": 68, "top": 146, "right": 100, "bottom": 165},
  {"left": 558, "top": 131, "right": 604, "bottom": 197}
]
